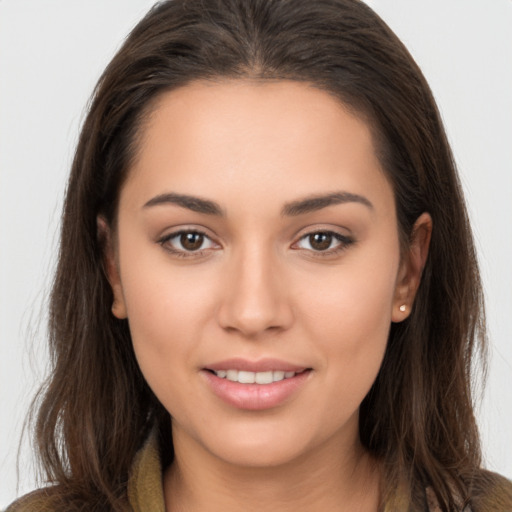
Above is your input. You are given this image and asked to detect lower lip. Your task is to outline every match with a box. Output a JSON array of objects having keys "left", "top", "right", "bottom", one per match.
[{"left": 202, "top": 370, "right": 311, "bottom": 410}]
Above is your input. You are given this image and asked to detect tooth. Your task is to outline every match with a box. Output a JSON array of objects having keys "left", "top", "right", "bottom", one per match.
[
  {"left": 238, "top": 371, "right": 255, "bottom": 383},
  {"left": 219, "top": 368, "right": 299, "bottom": 383},
  {"left": 255, "top": 371, "right": 273, "bottom": 384},
  {"left": 226, "top": 369, "right": 238, "bottom": 382}
]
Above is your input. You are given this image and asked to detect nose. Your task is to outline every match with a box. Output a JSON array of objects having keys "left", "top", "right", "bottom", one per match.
[{"left": 216, "top": 244, "right": 294, "bottom": 338}]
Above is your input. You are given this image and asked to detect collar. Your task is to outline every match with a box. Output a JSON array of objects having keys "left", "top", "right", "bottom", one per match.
[{"left": 127, "top": 429, "right": 166, "bottom": 512}]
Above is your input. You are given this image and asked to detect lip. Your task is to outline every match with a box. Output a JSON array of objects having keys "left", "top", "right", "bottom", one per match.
[
  {"left": 205, "top": 357, "right": 307, "bottom": 373},
  {"left": 201, "top": 359, "right": 312, "bottom": 411}
]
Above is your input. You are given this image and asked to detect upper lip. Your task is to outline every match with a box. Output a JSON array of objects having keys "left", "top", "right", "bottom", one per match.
[{"left": 204, "top": 358, "right": 309, "bottom": 373}]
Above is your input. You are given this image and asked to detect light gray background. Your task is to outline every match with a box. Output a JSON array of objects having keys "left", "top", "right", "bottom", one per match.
[{"left": 1, "top": 0, "right": 511, "bottom": 507}]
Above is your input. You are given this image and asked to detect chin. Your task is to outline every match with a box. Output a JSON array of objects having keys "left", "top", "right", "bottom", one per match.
[
  {"left": 192, "top": 416, "right": 330, "bottom": 469},
  {"left": 209, "top": 438, "right": 309, "bottom": 469}
]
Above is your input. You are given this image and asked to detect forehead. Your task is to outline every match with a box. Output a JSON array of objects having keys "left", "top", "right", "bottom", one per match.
[{"left": 123, "top": 79, "right": 394, "bottom": 215}]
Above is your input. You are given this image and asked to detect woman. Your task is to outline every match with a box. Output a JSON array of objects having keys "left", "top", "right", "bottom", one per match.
[{"left": 7, "top": 0, "right": 512, "bottom": 510}]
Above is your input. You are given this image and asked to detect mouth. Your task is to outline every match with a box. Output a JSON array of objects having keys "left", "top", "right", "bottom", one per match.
[
  {"left": 201, "top": 360, "right": 312, "bottom": 410},
  {"left": 206, "top": 368, "right": 308, "bottom": 384}
]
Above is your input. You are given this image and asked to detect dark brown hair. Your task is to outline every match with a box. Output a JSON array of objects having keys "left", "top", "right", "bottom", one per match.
[{"left": 23, "top": 0, "right": 511, "bottom": 510}]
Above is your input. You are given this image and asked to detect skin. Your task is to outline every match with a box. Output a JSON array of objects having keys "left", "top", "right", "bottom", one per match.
[{"left": 104, "top": 80, "right": 431, "bottom": 511}]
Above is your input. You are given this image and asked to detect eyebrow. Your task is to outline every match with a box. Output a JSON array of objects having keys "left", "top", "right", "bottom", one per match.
[
  {"left": 143, "top": 193, "right": 224, "bottom": 216},
  {"left": 281, "top": 191, "right": 373, "bottom": 216},
  {"left": 143, "top": 190, "right": 373, "bottom": 217}
]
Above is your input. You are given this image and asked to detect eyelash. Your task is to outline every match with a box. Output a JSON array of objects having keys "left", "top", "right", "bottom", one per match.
[
  {"left": 157, "top": 229, "right": 216, "bottom": 259},
  {"left": 157, "top": 229, "right": 354, "bottom": 259},
  {"left": 292, "top": 231, "right": 354, "bottom": 257}
]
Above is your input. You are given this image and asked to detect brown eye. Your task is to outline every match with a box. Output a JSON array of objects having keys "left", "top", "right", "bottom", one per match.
[
  {"left": 308, "top": 232, "right": 333, "bottom": 251},
  {"left": 159, "top": 230, "right": 217, "bottom": 256},
  {"left": 294, "top": 230, "right": 353, "bottom": 255},
  {"left": 180, "top": 232, "right": 204, "bottom": 251}
]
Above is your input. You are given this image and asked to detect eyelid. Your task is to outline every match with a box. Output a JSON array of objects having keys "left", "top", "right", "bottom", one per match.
[
  {"left": 156, "top": 225, "right": 354, "bottom": 259},
  {"left": 291, "top": 228, "right": 355, "bottom": 257},
  {"left": 157, "top": 227, "right": 221, "bottom": 258}
]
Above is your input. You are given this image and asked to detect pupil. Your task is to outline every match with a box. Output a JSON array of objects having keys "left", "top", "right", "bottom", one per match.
[
  {"left": 310, "top": 232, "right": 332, "bottom": 251},
  {"left": 181, "top": 232, "right": 203, "bottom": 251}
]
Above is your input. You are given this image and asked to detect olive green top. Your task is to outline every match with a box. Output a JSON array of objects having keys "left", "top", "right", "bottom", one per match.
[
  {"left": 6, "top": 432, "right": 165, "bottom": 512},
  {"left": 8, "top": 431, "right": 512, "bottom": 512}
]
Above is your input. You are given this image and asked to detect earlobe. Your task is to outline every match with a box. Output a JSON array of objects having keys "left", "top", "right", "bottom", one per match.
[
  {"left": 392, "top": 212, "right": 432, "bottom": 322},
  {"left": 111, "top": 297, "right": 128, "bottom": 319},
  {"left": 97, "top": 216, "right": 128, "bottom": 319}
]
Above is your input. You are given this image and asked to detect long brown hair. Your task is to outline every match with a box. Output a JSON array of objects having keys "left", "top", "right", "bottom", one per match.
[{"left": 25, "top": 0, "right": 510, "bottom": 510}]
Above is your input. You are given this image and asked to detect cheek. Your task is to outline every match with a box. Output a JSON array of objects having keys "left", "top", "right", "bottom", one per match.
[
  {"left": 298, "top": 241, "right": 399, "bottom": 401},
  {"left": 117, "top": 244, "right": 219, "bottom": 389}
]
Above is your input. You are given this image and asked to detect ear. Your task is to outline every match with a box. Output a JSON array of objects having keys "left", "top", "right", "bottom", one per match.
[
  {"left": 97, "top": 216, "right": 127, "bottom": 319},
  {"left": 392, "top": 212, "right": 432, "bottom": 322}
]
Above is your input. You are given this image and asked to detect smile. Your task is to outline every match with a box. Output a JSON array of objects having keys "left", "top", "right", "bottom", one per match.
[
  {"left": 211, "top": 369, "right": 301, "bottom": 384},
  {"left": 202, "top": 363, "right": 312, "bottom": 410}
]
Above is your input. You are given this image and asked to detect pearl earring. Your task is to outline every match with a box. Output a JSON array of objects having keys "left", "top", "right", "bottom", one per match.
[{"left": 399, "top": 304, "right": 406, "bottom": 312}]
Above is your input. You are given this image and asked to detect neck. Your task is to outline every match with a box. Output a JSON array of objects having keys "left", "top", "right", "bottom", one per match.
[{"left": 163, "top": 424, "right": 381, "bottom": 512}]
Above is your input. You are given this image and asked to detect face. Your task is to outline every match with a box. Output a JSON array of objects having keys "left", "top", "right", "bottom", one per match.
[{"left": 106, "top": 80, "right": 426, "bottom": 469}]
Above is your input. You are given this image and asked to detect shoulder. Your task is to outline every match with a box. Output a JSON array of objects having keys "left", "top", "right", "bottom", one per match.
[
  {"left": 469, "top": 470, "right": 512, "bottom": 511},
  {"left": 5, "top": 429, "right": 161, "bottom": 512},
  {"left": 5, "top": 487, "right": 59, "bottom": 512}
]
